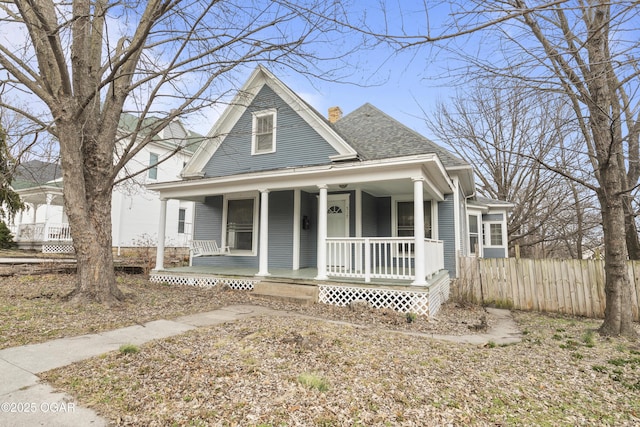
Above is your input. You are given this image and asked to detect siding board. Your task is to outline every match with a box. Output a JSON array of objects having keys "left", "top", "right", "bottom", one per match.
[
  {"left": 438, "top": 194, "right": 456, "bottom": 277},
  {"left": 202, "top": 86, "right": 339, "bottom": 177}
]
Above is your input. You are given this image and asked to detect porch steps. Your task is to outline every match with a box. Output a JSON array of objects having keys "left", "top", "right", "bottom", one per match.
[{"left": 252, "top": 281, "right": 319, "bottom": 306}]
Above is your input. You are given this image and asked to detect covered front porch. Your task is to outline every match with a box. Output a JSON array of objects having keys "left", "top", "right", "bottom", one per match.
[
  {"left": 10, "top": 185, "right": 74, "bottom": 253},
  {"left": 148, "top": 154, "right": 458, "bottom": 314}
]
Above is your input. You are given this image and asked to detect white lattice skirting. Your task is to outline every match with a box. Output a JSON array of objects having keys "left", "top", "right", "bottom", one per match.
[
  {"left": 150, "top": 271, "right": 449, "bottom": 316},
  {"left": 318, "top": 273, "right": 450, "bottom": 317},
  {"left": 149, "top": 273, "right": 257, "bottom": 291},
  {"left": 42, "top": 244, "right": 75, "bottom": 254}
]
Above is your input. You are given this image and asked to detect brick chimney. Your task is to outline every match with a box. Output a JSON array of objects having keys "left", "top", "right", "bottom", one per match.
[{"left": 328, "top": 106, "right": 343, "bottom": 123}]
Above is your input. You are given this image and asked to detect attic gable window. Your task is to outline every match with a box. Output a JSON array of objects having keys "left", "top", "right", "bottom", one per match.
[{"left": 251, "top": 109, "right": 276, "bottom": 155}]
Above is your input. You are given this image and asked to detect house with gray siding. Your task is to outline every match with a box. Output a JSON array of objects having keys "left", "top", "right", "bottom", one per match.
[{"left": 148, "top": 66, "right": 510, "bottom": 315}]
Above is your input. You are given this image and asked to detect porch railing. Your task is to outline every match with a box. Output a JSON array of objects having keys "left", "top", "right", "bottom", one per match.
[
  {"left": 13, "top": 223, "right": 72, "bottom": 242},
  {"left": 326, "top": 237, "right": 444, "bottom": 283}
]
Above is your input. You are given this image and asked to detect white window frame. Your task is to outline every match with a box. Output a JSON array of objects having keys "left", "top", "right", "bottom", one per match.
[
  {"left": 391, "top": 196, "right": 434, "bottom": 239},
  {"left": 391, "top": 196, "right": 435, "bottom": 257},
  {"left": 148, "top": 152, "right": 159, "bottom": 180},
  {"left": 468, "top": 214, "right": 480, "bottom": 255},
  {"left": 177, "top": 208, "right": 186, "bottom": 234},
  {"left": 483, "top": 221, "right": 506, "bottom": 248},
  {"left": 251, "top": 109, "right": 277, "bottom": 155},
  {"left": 467, "top": 209, "right": 484, "bottom": 256},
  {"left": 221, "top": 193, "right": 259, "bottom": 256}
]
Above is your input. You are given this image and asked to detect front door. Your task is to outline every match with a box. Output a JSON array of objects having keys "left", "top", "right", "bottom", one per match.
[{"left": 327, "top": 194, "right": 349, "bottom": 268}]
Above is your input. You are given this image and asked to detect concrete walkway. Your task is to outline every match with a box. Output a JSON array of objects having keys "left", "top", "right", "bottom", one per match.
[{"left": 0, "top": 306, "right": 520, "bottom": 426}]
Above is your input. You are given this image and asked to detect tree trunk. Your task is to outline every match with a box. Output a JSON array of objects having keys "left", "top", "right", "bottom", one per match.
[
  {"left": 598, "top": 185, "right": 637, "bottom": 338},
  {"left": 623, "top": 199, "right": 640, "bottom": 260},
  {"left": 58, "top": 118, "right": 123, "bottom": 305}
]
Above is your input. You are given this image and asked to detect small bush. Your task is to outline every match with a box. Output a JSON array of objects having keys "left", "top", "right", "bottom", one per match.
[
  {"left": 406, "top": 312, "right": 417, "bottom": 323},
  {"left": 0, "top": 221, "right": 16, "bottom": 249}
]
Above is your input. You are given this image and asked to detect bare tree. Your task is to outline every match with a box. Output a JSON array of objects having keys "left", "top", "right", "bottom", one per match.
[
  {"left": 426, "top": 83, "right": 599, "bottom": 258},
  {"left": 0, "top": 124, "right": 24, "bottom": 220},
  {"left": 0, "top": 0, "right": 352, "bottom": 304},
  {"left": 362, "top": 1, "right": 639, "bottom": 337}
]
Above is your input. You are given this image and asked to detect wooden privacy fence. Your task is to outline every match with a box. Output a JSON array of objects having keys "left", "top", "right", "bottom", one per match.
[{"left": 455, "top": 257, "right": 640, "bottom": 321}]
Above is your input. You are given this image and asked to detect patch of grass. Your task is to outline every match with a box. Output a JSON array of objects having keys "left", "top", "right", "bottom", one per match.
[
  {"left": 608, "top": 357, "right": 640, "bottom": 367},
  {"left": 486, "top": 341, "right": 497, "bottom": 348},
  {"left": 119, "top": 344, "right": 139, "bottom": 355},
  {"left": 405, "top": 312, "right": 417, "bottom": 323},
  {"left": 484, "top": 299, "right": 513, "bottom": 309},
  {"left": 297, "top": 372, "right": 329, "bottom": 392},
  {"left": 582, "top": 330, "right": 596, "bottom": 347}
]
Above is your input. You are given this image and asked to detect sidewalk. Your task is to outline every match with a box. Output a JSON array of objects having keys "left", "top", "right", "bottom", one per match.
[
  {"left": 0, "top": 305, "right": 276, "bottom": 427},
  {"left": 0, "top": 305, "right": 520, "bottom": 426}
]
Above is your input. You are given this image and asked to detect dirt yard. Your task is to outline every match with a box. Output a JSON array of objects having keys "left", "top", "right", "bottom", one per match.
[{"left": 2, "top": 273, "right": 639, "bottom": 426}]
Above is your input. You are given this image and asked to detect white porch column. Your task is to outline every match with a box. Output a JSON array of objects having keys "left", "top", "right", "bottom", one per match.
[
  {"left": 355, "top": 187, "right": 362, "bottom": 238},
  {"left": 44, "top": 193, "right": 54, "bottom": 241},
  {"left": 31, "top": 203, "right": 38, "bottom": 224},
  {"left": 154, "top": 198, "right": 168, "bottom": 271},
  {"left": 315, "top": 185, "right": 328, "bottom": 280},
  {"left": 412, "top": 177, "right": 427, "bottom": 286},
  {"left": 257, "top": 189, "right": 270, "bottom": 277},
  {"left": 292, "top": 189, "right": 301, "bottom": 270},
  {"left": 15, "top": 210, "right": 23, "bottom": 239}
]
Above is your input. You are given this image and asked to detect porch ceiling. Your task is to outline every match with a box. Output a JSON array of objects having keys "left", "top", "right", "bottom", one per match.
[{"left": 16, "top": 186, "right": 65, "bottom": 206}]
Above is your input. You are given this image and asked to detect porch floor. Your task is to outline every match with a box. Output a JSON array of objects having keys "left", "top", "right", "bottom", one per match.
[{"left": 152, "top": 265, "right": 444, "bottom": 289}]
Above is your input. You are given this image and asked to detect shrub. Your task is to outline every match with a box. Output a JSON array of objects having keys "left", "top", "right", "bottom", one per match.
[{"left": 0, "top": 221, "right": 16, "bottom": 249}]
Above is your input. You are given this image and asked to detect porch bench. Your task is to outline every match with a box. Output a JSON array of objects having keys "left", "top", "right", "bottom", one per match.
[{"left": 190, "top": 240, "right": 231, "bottom": 257}]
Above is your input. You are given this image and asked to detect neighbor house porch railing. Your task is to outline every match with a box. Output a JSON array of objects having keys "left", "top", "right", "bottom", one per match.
[
  {"left": 326, "top": 237, "right": 444, "bottom": 283},
  {"left": 13, "top": 223, "right": 72, "bottom": 242}
]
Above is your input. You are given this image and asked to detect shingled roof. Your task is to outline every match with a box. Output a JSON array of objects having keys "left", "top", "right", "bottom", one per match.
[
  {"left": 333, "top": 103, "right": 468, "bottom": 168},
  {"left": 12, "top": 160, "right": 63, "bottom": 190}
]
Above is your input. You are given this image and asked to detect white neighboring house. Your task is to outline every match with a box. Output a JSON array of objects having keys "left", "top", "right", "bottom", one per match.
[{"left": 9, "top": 116, "right": 200, "bottom": 253}]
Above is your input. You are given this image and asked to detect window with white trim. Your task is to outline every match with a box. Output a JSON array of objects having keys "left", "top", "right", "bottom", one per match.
[
  {"left": 483, "top": 222, "right": 504, "bottom": 247},
  {"left": 469, "top": 214, "right": 479, "bottom": 254},
  {"left": 252, "top": 109, "right": 276, "bottom": 154},
  {"left": 395, "top": 201, "right": 432, "bottom": 239},
  {"left": 393, "top": 200, "right": 432, "bottom": 254},
  {"left": 490, "top": 223, "right": 503, "bottom": 246},
  {"left": 224, "top": 196, "right": 258, "bottom": 253},
  {"left": 178, "top": 208, "right": 186, "bottom": 234},
  {"left": 148, "top": 152, "right": 159, "bottom": 179}
]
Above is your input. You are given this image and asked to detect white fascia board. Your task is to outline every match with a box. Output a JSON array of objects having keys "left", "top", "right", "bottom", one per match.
[
  {"left": 485, "top": 202, "right": 515, "bottom": 210},
  {"left": 329, "top": 153, "right": 358, "bottom": 161},
  {"left": 445, "top": 164, "right": 475, "bottom": 195},
  {"left": 467, "top": 204, "right": 489, "bottom": 213},
  {"left": 150, "top": 154, "right": 447, "bottom": 200},
  {"left": 16, "top": 185, "right": 64, "bottom": 197}
]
